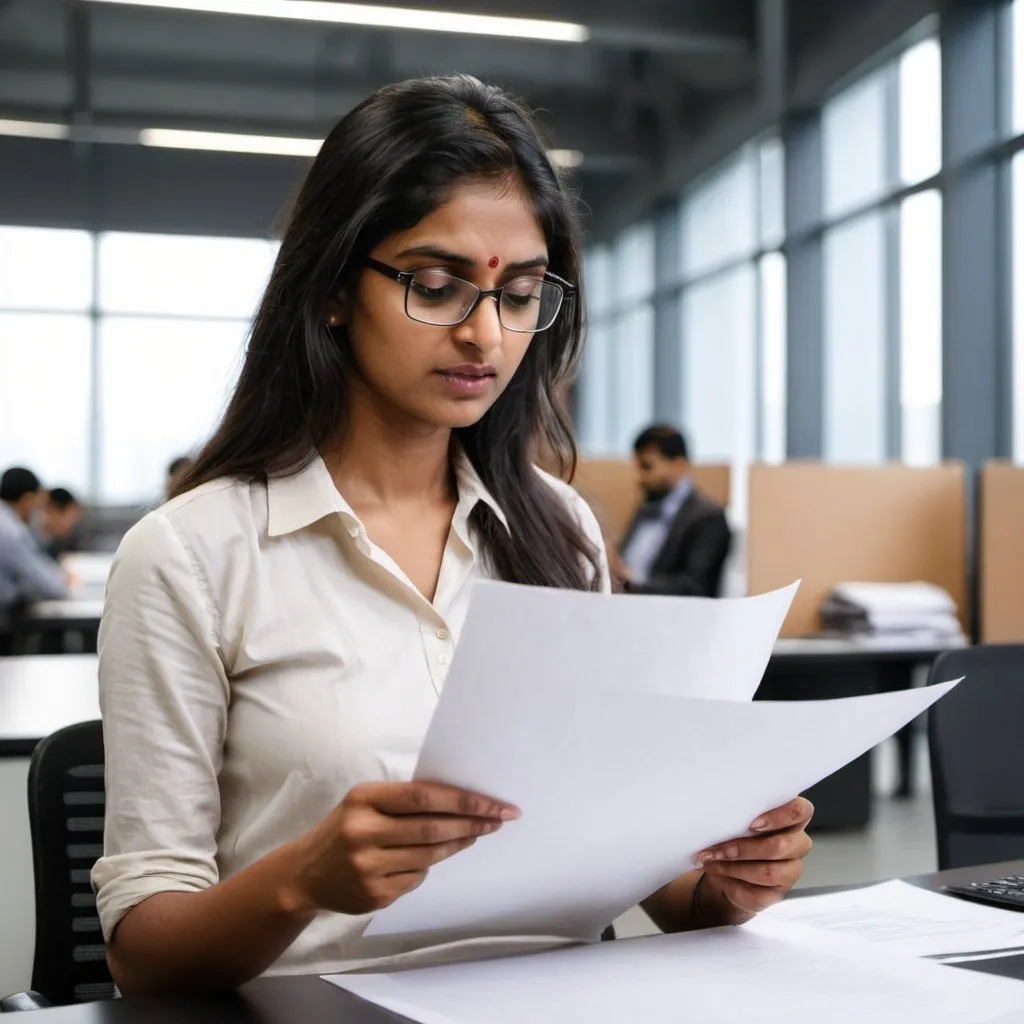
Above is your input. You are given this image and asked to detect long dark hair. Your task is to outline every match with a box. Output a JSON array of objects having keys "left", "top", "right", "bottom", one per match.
[{"left": 173, "top": 74, "right": 600, "bottom": 590}]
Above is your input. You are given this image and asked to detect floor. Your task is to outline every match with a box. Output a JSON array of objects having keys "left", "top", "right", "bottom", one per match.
[{"left": 614, "top": 733, "right": 937, "bottom": 938}]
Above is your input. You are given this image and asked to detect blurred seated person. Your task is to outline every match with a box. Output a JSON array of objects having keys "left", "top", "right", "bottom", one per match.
[
  {"left": 0, "top": 467, "right": 70, "bottom": 610},
  {"left": 36, "top": 486, "right": 83, "bottom": 559},
  {"left": 165, "top": 455, "right": 194, "bottom": 502},
  {"left": 612, "top": 426, "right": 731, "bottom": 597}
]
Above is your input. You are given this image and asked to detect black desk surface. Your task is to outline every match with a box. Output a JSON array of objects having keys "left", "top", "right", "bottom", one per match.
[{"left": 18, "top": 861, "right": 1024, "bottom": 1022}]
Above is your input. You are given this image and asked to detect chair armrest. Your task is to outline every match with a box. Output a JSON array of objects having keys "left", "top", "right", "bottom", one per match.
[{"left": 0, "top": 991, "right": 54, "bottom": 1012}]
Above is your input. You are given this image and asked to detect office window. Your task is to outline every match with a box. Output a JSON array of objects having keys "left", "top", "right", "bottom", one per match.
[
  {"left": 583, "top": 246, "right": 614, "bottom": 319},
  {"left": 1013, "top": 152, "right": 1024, "bottom": 461},
  {"left": 823, "top": 70, "right": 887, "bottom": 219},
  {"left": 98, "top": 232, "right": 277, "bottom": 318},
  {"left": 0, "top": 227, "right": 93, "bottom": 311},
  {"left": 759, "top": 253, "right": 788, "bottom": 464},
  {"left": 0, "top": 314, "right": 92, "bottom": 492},
  {"left": 680, "top": 266, "right": 757, "bottom": 471},
  {"left": 610, "top": 303, "right": 654, "bottom": 453},
  {"left": 899, "top": 39, "right": 942, "bottom": 186},
  {"left": 612, "top": 224, "right": 655, "bottom": 307},
  {"left": 1014, "top": 0, "right": 1024, "bottom": 135},
  {"left": 759, "top": 137, "right": 786, "bottom": 250},
  {"left": 824, "top": 212, "right": 887, "bottom": 463},
  {"left": 899, "top": 190, "right": 943, "bottom": 465},
  {"left": 578, "top": 320, "right": 612, "bottom": 454},
  {"left": 681, "top": 148, "right": 758, "bottom": 277},
  {"left": 98, "top": 318, "right": 247, "bottom": 503}
]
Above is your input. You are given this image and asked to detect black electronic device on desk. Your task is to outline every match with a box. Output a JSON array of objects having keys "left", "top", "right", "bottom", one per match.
[{"left": 945, "top": 875, "right": 1024, "bottom": 911}]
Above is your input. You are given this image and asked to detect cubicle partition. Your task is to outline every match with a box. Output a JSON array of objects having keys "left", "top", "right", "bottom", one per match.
[
  {"left": 571, "top": 459, "right": 732, "bottom": 547},
  {"left": 980, "top": 462, "right": 1024, "bottom": 643},
  {"left": 747, "top": 462, "right": 968, "bottom": 637}
]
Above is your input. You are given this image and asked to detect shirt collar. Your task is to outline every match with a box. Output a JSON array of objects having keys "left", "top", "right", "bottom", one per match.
[
  {"left": 659, "top": 474, "right": 693, "bottom": 522},
  {"left": 266, "top": 449, "right": 509, "bottom": 539}
]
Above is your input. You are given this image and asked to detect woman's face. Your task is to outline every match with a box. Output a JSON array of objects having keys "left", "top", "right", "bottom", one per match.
[{"left": 340, "top": 176, "right": 550, "bottom": 431}]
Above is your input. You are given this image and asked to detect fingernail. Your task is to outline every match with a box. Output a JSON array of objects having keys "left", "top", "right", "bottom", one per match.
[
  {"left": 694, "top": 852, "right": 711, "bottom": 867},
  {"left": 500, "top": 808, "right": 521, "bottom": 822},
  {"left": 725, "top": 844, "right": 740, "bottom": 860},
  {"left": 750, "top": 817, "right": 769, "bottom": 831},
  {"left": 484, "top": 821, "right": 501, "bottom": 833}
]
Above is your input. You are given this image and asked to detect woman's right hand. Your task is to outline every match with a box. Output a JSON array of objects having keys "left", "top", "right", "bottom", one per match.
[{"left": 286, "top": 781, "right": 518, "bottom": 916}]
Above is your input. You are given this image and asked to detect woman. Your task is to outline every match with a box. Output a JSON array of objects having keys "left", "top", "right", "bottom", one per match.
[{"left": 94, "top": 74, "right": 813, "bottom": 996}]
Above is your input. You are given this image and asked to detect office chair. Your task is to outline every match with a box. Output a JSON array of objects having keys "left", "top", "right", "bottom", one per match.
[
  {"left": 1, "top": 720, "right": 114, "bottom": 1012},
  {"left": 929, "top": 645, "right": 1024, "bottom": 871}
]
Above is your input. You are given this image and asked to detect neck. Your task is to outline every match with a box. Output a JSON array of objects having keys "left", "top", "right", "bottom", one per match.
[{"left": 323, "top": 386, "right": 455, "bottom": 508}]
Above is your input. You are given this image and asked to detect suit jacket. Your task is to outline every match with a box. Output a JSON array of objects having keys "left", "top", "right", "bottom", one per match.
[{"left": 620, "top": 488, "right": 732, "bottom": 597}]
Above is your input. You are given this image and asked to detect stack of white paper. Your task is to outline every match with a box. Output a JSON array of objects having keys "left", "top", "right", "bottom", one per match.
[
  {"left": 763, "top": 880, "right": 1024, "bottom": 961},
  {"left": 365, "top": 581, "right": 960, "bottom": 944},
  {"left": 328, "top": 920, "right": 1024, "bottom": 1024}
]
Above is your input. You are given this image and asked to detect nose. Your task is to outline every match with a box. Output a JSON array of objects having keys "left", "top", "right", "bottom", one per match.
[{"left": 451, "top": 294, "right": 503, "bottom": 354}]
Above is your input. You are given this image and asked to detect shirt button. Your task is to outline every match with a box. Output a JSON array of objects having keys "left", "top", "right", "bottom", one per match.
[
  {"left": 436, "top": 628, "right": 451, "bottom": 641},
  {"left": 438, "top": 652, "right": 451, "bottom": 666}
]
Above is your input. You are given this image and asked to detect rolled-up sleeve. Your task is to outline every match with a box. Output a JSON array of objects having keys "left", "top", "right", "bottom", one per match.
[{"left": 92, "top": 512, "right": 230, "bottom": 943}]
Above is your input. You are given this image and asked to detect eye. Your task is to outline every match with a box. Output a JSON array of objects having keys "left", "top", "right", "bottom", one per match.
[
  {"left": 410, "top": 270, "right": 460, "bottom": 302},
  {"left": 501, "top": 276, "right": 542, "bottom": 308}
]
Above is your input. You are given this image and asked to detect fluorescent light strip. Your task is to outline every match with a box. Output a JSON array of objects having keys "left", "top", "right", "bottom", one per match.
[
  {"left": 547, "top": 148, "right": 584, "bottom": 169},
  {"left": 0, "top": 119, "right": 70, "bottom": 140},
  {"left": 139, "top": 127, "right": 322, "bottom": 157},
  {"left": 87, "top": 0, "right": 589, "bottom": 43}
]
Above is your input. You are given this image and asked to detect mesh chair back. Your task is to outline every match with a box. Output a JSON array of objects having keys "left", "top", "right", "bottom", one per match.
[
  {"left": 27, "top": 720, "right": 114, "bottom": 1004},
  {"left": 929, "top": 645, "right": 1024, "bottom": 870}
]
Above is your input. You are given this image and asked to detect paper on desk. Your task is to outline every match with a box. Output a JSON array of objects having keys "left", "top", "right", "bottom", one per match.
[
  {"left": 366, "top": 651, "right": 959, "bottom": 941},
  {"left": 432, "top": 579, "right": 800, "bottom": 704},
  {"left": 328, "top": 919, "right": 1024, "bottom": 1024},
  {"left": 762, "top": 879, "right": 1024, "bottom": 960}
]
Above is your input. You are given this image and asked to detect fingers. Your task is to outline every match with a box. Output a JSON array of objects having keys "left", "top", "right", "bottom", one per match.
[
  {"left": 360, "top": 781, "right": 520, "bottom": 822},
  {"left": 379, "top": 814, "right": 504, "bottom": 848},
  {"left": 749, "top": 797, "right": 814, "bottom": 833},
  {"left": 694, "top": 828, "right": 813, "bottom": 869},
  {"left": 712, "top": 875, "right": 788, "bottom": 916},
  {"left": 368, "top": 835, "right": 482, "bottom": 875},
  {"left": 701, "top": 856, "right": 804, "bottom": 890}
]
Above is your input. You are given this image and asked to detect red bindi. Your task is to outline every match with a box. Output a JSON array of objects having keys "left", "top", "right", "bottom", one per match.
[{"left": 488, "top": 256, "right": 500, "bottom": 269}]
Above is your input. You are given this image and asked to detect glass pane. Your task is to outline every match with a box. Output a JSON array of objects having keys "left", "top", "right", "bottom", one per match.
[
  {"left": 0, "top": 227, "right": 93, "bottom": 311},
  {"left": 759, "top": 136, "right": 786, "bottom": 249},
  {"left": 612, "top": 224, "right": 655, "bottom": 306},
  {"left": 98, "top": 317, "right": 246, "bottom": 503},
  {"left": 583, "top": 246, "right": 614, "bottom": 318},
  {"left": 759, "top": 253, "right": 787, "bottom": 463},
  {"left": 610, "top": 303, "right": 654, "bottom": 453},
  {"left": 681, "top": 147, "right": 758, "bottom": 277},
  {"left": 0, "top": 313, "right": 91, "bottom": 493},
  {"left": 98, "top": 233, "right": 277, "bottom": 318},
  {"left": 577, "top": 320, "right": 612, "bottom": 454},
  {"left": 899, "top": 190, "right": 942, "bottom": 466},
  {"left": 824, "top": 212, "right": 887, "bottom": 463},
  {"left": 1013, "top": 153, "right": 1024, "bottom": 461},
  {"left": 681, "top": 264, "right": 757, "bottom": 519},
  {"left": 899, "top": 38, "right": 942, "bottom": 186},
  {"left": 823, "top": 69, "right": 887, "bottom": 219}
]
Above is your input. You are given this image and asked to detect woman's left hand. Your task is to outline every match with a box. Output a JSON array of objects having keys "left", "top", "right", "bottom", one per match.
[{"left": 693, "top": 797, "right": 814, "bottom": 925}]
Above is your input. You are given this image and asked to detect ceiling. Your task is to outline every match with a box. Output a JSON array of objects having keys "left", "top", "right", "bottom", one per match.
[{"left": 0, "top": 0, "right": 761, "bottom": 223}]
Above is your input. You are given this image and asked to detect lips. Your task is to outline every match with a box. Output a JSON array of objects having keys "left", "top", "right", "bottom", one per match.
[{"left": 436, "top": 364, "right": 497, "bottom": 378}]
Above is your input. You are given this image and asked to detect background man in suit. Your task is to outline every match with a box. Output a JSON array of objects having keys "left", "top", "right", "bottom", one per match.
[{"left": 613, "top": 426, "right": 731, "bottom": 596}]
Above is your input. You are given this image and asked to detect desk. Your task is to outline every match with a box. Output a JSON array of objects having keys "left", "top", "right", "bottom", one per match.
[
  {"left": 762, "top": 636, "right": 965, "bottom": 830},
  {"left": 0, "top": 655, "right": 100, "bottom": 757},
  {"left": 13, "top": 861, "right": 1024, "bottom": 1022},
  {"left": 18, "top": 600, "right": 104, "bottom": 655}
]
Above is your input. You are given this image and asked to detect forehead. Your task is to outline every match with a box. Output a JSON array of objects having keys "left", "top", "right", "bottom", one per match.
[{"left": 384, "top": 177, "right": 547, "bottom": 258}]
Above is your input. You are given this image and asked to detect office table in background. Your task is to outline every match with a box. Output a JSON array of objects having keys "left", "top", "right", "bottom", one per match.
[
  {"left": 762, "top": 635, "right": 965, "bottom": 829},
  {"left": 9, "top": 860, "right": 1024, "bottom": 1023}
]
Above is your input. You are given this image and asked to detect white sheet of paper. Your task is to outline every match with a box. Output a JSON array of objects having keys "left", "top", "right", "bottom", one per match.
[
  {"left": 328, "top": 919, "right": 1024, "bottom": 1024},
  {"left": 762, "top": 880, "right": 1024, "bottom": 959},
  {"left": 433, "top": 579, "right": 800, "bottom": 705},
  {"left": 366, "top": 650, "right": 958, "bottom": 941}
]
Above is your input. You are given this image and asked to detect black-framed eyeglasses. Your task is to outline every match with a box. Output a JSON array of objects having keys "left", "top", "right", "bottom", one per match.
[{"left": 365, "top": 257, "right": 573, "bottom": 334}]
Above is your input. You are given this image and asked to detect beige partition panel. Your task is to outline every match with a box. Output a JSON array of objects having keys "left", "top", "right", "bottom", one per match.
[
  {"left": 748, "top": 463, "right": 967, "bottom": 637},
  {"left": 571, "top": 460, "right": 731, "bottom": 546},
  {"left": 981, "top": 462, "right": 1024, "bottom": 643}
]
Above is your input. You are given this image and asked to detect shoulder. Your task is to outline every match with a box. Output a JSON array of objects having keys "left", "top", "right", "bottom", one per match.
[
  {"left": 532, "top": 465, "right": 601, "bottom": 536},
  {"left": 686, "top": 488, "right": 730, "bottom": 525},
  {"left": 113, "top": 476, "right": 265, "bottom": 585}
]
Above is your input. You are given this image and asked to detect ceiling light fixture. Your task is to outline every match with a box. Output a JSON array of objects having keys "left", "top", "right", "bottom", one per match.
[
  {"left": 138, "top": 127, "right": 322, "bottom": 157},
  {"left": 86, "top": 0, "right": 589, "bottom": 43},
  {"left": 0, "top": 119, "right": 71, "bottom": 140},
  {"left": 547, "top": 149, "right": 584, "bottom": 170}
]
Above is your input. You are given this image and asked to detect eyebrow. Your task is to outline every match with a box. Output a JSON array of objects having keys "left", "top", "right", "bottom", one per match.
[{"left": 395, "top": 245, "right": 549, "bottom": 273}]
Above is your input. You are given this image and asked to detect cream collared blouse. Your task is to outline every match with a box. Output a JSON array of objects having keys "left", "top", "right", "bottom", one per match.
[{"left": 92, "top": 453, "right": 609, "bottom": 976}]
